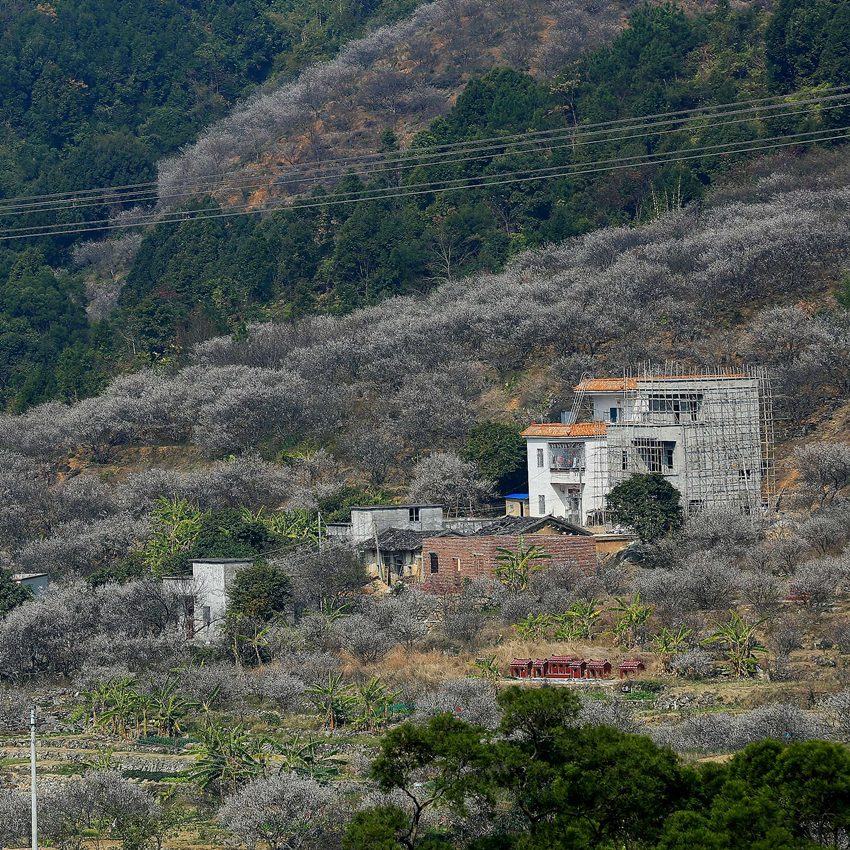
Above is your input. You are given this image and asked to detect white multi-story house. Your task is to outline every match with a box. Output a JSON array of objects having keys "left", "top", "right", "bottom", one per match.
[{"left": 523, "top": 372, "right": 771, "bottom": 529}]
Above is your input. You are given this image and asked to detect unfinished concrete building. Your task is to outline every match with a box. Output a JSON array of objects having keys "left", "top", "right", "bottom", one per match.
[{"left": 523, "top": 368, "right": 774, "bottom": 529}]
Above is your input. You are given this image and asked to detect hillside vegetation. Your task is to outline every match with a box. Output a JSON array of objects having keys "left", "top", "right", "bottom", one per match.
[
  {"left": 112, "top": 0, "right": 850, "bottom": 358},
  {"left": 5, "top": 0, "right": 850, "bottom": 411},
  {"left": 1, "top": 148, "right": 849, "bottom": 576},
  {"left": 4, "top": 2, "right": 850, "bottom": 847},
  {"left": 0, "top": 0, "right": 425, "bottom": 409}
]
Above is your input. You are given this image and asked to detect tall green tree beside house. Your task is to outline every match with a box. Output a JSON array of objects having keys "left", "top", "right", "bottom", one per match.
[
  {"left": 0, "top": 568, "right": 32, "bottom": 619},
  {"left": 462, "top": 420, "right": 527, "bottom": 494},
  {"left": 606, "top": 472, "right": 684, "bottom": 542}
]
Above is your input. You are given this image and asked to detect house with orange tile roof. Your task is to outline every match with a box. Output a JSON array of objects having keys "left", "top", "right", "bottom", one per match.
[{"left": 523, "top": 372, "right": 769, "bottom": 530}]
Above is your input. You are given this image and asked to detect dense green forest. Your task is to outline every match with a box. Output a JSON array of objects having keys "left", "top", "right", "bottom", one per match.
[
  {"left": 0, "top": 0, "right": 420, "bottom": 408},
  {"left": 2, "top": 0, "right": 850, "bottom": 408}
]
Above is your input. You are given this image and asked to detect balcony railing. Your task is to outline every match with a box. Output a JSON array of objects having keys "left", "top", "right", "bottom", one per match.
[{"left": 549, "top": 458, "right": 585, "bottom": 471}]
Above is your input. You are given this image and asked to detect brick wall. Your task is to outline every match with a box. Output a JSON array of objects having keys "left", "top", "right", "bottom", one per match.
[{"left": 420, "top": 534, "right": 597, "bottom": 593}]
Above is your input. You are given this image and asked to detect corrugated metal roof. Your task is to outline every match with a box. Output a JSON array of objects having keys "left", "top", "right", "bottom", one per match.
[
  {"left": 521, "top": 423, "right": 607, "bottom": 438},
  {"left": 360, "top": 528, "right": 461, "bottom": 552}
]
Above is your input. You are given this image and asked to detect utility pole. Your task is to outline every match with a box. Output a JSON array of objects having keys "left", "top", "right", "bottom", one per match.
[
  {"left": 317, "top": 510, "right": 322, "bottom": 552},
  {"left": 372, "top": 520, "right": 383, "bottom": 585},
  {"left": 30, "top": 707, "right": 37, "bottom": 850}
]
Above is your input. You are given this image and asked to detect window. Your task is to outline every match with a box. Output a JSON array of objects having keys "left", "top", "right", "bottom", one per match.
[
  {"left": 621, "top": 450, "right": 629, "bottom": 471},
  {"left": 648, "top": 393, "right": 703, "bottom": 423},
  {"left": 634, "top": 439, "right": 675, "bottom": 473},
  {"left": 537, "top": 448, "right": 544, "bottom": 468},
  {"left": 202, "top": 606, "right": 211, "bottom": 628},
  {"left": 453, "top": 557, "right": 462, "bottom": 573},
  {"left": 539, "top": 495, "right": 546, "bottom": 514},
  {"left": 610, "top": 407, "right": 618, "bottom": 423},
  {"left": 429, "top": 552, "right": 439, "bottom": 574},
  {"left": 408, "top": 507, "right": 421, "bottom": 522},
  {"left": 549, "top": 442, "right": 585, "bottom": 470},
  {"left": 472, "top": 554, "right": 485, "bottom": 573}
]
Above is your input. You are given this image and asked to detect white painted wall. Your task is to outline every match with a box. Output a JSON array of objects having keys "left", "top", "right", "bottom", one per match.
[
  {"left": 527, "top": 436, "right": 608, "bottom": 523},
  {"left": 528, "top": 376, "right": 764, "bottom": 527},
  {"left": 191, "top": 559, "right": 254, "bottom": 637}
]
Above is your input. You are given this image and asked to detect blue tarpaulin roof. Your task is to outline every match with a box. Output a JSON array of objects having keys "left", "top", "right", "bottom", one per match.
[{"left": 505, "top": 493, "right": 529, "bottom": 499}]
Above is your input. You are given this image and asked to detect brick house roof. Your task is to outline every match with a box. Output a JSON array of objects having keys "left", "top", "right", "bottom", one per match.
[
  {"left": 473, "top": 515, "right": 593, "bottom": 537},
  {"left": 360, "top": 528, "right": 459, "bottom": 553}
]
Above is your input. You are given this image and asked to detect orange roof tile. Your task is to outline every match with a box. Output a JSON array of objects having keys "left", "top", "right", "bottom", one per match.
[
  {"left": 521, "top": 423, "right": 607, "bottom": 438},
  {"left": 573, "top": 378, "right": 637, "bottom": 392},
  {"left": 573, "top": 374, "right": 748, "bottom": 392}
]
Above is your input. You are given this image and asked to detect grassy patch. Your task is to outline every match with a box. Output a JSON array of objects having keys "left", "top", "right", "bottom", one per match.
[
  {"left": 51, "top": 763, "right": 88, "bottom": 776},
  {"left": 621, "top": 691, "right": 659, "bottom": 701}
]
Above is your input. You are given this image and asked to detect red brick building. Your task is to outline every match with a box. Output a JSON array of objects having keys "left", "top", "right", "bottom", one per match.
[{"left": 420, "top": 515, "right": 596, "bottom": 593}]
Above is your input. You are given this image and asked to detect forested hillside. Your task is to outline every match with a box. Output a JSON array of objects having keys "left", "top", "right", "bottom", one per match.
[
  {"left": 114, "top": 0, "right": 850, "bottom": 357},
  {"left": 0, "top": 0, "right": 424, "bottom": 408},
  {"left": 2, "top": 0, "right": 850, "bottom": 417}
]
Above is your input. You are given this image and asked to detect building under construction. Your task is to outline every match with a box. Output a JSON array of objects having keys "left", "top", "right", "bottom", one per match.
[{"left": 522, "top": 367, "right": 774, "bottom": 529}]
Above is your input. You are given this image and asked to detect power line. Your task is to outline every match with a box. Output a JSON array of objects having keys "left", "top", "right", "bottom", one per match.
[
  {"left": 2, "top": 124, "right": 846, "bottom": 241},
  {"left": 2, "top": 83, "right": 849, "bottom": 215},
  {"left": 5, "top": 122, "right": 846, "bottom": 236},
  {"left": 2, "top": 93, "right": 846, "bottom": 219}
]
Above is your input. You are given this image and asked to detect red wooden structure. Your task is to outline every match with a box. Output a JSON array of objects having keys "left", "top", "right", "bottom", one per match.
[
  {"left": 509, "top": 655, "right": 638, "bottom": 681},
  {"left": 618, "top": 659, "right": 646, "bottom": 679},
  {"left": 585, "top": 659, "right": 612, "bottom": 679},
  {"left": 546, "top": 656, "right": 575, "bottom": 678},
  {"left": 531, "top": 658, "right": 549, "bottom": 678},
  {"left": 567, "top": 659, "right": 587, "bottom": 679}
]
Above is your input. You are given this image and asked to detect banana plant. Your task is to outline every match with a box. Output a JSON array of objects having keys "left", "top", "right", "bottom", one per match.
[
  {"left": 607, "top": 593, "right": 653, "bottom": 649},
  {"left": 98, "top": 676, "right": 139, "bottom": 738},
  {"left": 79, "top": 678, "right": 115, "bottom": 727},
  {"left": 187, "top": 723, "right": 267, "bottom": 800},
  {"left": 85, "top": 745, "right": 118, "bottom": 772},
  {"left": 469, "top": 655, "right": 502, "bottom": 683},
  {"left": 553, "top": 599, "right": 601, "bottom": 641},
  {"left": 513, "top": 613, "right": 553, "bottom": 641},
  {"left": 149, "top": 677, "right": 189, "bottom": 737},
  {"left": 650, "top": 625, "right": 693, "bottom": 672},
  {"left": 305, "top": 672, "right": 357, "bottom": 729},
  {"left": 235, "top": 623, "right": 273, "bottom": 669},
  {"left": 494, "top": 535, "right": 551, "bottom": 593},
  {"left": 144, "top": 496, "right": 203, "bottom": 575},
  {"left": 355, "top": 677, "right": 400, "bottom": 732},
  {"left": 702, "top": 610, "right": 767, "bottom": 678},
  {"left": 274, "top": 734, "right": 342, "bottom": 782},
  {"left": 132, "top": 690, "right": 156, "bottom": 738}
]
